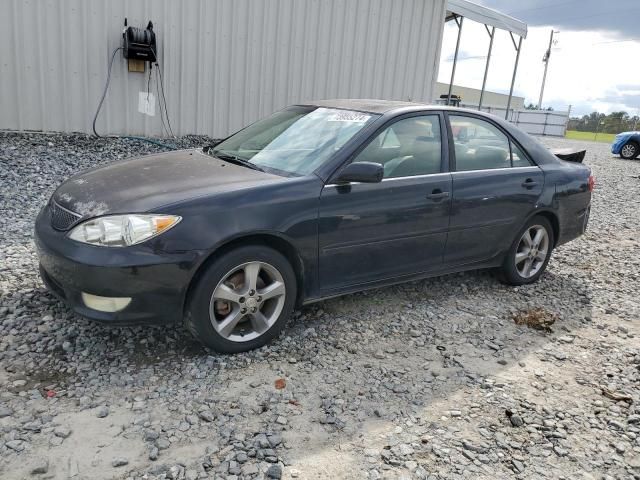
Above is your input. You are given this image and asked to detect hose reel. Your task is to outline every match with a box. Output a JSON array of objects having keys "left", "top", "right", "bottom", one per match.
[
  {"left": 123, "top": 19, "right": 157, "bottom": 63},
  {"left": 93, "top": 17, "right": 174, "bottom": 140}
]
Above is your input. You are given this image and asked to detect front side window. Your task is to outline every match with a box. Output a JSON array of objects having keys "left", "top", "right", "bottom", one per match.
[
  {"left": 210, "top": 106, "right": 378, "bottom": 176},
  {"left": 352, "top": 115, "right": 442, "bottom": 178},
  {"left": 511, "top": 141, "right": 533, "bottom": 167}
]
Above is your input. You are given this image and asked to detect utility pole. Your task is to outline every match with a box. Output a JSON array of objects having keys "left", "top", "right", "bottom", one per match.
[
  {"left": 595, "top": 119, "right": 604, "bottom": 142},
  {"left": 538, "top": 29, "right": 556, "bottom": 110}
]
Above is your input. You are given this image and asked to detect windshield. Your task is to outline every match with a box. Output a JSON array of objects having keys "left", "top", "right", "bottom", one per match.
[{"left": 211, "top": 106, "right": 378, "bottom": 176}]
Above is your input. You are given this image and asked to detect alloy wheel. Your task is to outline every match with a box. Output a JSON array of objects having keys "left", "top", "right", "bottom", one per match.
[
  {"left": 514, "top": 225, "right": 550, "bottom": 279},
  {"left": 209, "top": 261, "right": 286, "bottom": 342},
  {"left": 621, "top": 143, "right": 636, "bottom": 158}
]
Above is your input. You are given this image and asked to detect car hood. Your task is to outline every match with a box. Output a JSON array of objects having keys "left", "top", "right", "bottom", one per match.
[
  {"left": 617, "top": 131, "right": 640, "bottom": 136},
  {"left": 52, "top": 149, "right": 284, "bottom": 216}
]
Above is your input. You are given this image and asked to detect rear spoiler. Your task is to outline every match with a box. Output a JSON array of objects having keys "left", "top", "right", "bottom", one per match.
[{"left": 550, "top": 148, "right": 586, "bottom": 163}]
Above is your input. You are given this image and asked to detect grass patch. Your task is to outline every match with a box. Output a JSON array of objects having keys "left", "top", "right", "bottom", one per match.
[{"left": 565, "top": 130, "right": 615, "bottom": 143}]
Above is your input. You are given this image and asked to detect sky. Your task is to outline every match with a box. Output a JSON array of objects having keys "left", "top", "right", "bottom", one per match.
[{"left": 438, "top": 0, "right": 640, "bottom": 117}]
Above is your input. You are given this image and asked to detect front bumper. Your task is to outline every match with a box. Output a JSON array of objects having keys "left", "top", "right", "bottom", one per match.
[
  {"left": 35, "top": 207, "right": 204, "bottom": 326},
  {"left": 611, "top": 137, "right": 627, "bottom": 154}
]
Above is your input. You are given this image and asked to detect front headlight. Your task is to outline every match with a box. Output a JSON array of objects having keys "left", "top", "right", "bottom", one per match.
[{"left": 68, "top": 214, "right": 181, "bottom": 247}]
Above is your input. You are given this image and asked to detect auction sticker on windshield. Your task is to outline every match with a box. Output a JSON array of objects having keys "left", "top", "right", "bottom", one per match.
[{"left": 326, "top": 111, "right": 371, "bottom": 122}]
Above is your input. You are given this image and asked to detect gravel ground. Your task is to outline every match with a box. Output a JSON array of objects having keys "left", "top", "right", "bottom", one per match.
[{"left": 0, "top": 131, "right": 639, "bottom": 480}]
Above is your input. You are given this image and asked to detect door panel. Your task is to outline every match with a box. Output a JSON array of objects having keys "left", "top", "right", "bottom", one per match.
[
  {"left": 318, "top": 113, "right": 452, "bottom": 292},
  {"left": 318, "top": 174, "right": 452, "bottom": 291},
  {"left": 444, "top": 114, "right": 544, "bottom": 266},
  {"left": 445, "top": 166, "right": 544, "bottom": 265}
]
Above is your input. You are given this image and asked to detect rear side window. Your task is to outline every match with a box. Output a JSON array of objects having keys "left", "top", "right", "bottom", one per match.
[
  {"left": 353, "top": 115, "right": 442, "bottom": 178},
  {"left": 511, "top": 141, "right": 533, "bottom": 167},
  {"left": 449, "top": 115, "right": 532, "bottom": 171}
]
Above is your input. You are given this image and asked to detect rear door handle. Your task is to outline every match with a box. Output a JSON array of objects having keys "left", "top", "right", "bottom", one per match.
[
  {"left": 522, "top": 178, "right": 538, "bottom": 188},
  {"left": 426, "top": 189, "right": 450, "bottom": 201}
]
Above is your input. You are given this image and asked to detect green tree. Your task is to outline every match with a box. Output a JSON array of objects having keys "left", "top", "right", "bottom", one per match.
[{"left": 569, "top": 111, "right": 639, "bottom": 133}]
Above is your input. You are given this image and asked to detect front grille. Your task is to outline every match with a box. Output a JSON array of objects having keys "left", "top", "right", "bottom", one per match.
[{"left": 50, "top": 200, "right": 82, "bottom": 231}]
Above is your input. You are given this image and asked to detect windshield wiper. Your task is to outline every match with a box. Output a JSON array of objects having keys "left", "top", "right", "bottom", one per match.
[{"left": 209, "top": 149, "right": 265, "bottom": 172}]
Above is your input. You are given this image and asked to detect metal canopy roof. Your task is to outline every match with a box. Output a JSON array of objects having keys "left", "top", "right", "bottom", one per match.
[
  {"left": 446, "top": 0, "right": 527, "bottom": 38},
  {"left": 443, "top": 0, "right": 528, "bottom": 119}
]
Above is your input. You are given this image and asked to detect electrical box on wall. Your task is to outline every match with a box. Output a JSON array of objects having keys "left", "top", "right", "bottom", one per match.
[{"left": 123, "top": 19, "right": 157, "bottom": 65}]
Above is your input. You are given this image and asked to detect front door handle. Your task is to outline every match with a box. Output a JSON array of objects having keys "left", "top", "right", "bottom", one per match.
[
  {"left": 426, "top": 189, "right": 450, "bottom": 201},
  {"left": 522, "top": 178, "right": 538, "bottom": 188}
]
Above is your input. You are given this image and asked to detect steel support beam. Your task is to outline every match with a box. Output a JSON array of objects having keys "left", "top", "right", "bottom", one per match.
[
  {"left": 505, "top": 33, "right": 523, "bottom": 120},
  {"left": 538, "top": 29, "right": 555, "bottom": 109},
  {"left": 447, "top": 16, "right": 463, "bottom": 105},
  {"left": 478, "top": 25, "right": 495, "bottom": 111}
]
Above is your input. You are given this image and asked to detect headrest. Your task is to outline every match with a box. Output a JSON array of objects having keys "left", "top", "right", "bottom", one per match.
[
  {"left": 411, "top": 138, "right": 440, "bottom": 157},
  {"left": 475, "top": 146, "right": 509, "bottom": 161}
]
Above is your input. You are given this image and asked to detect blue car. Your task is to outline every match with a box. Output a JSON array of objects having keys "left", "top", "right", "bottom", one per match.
[{"left": 611, "top": 131, "right": 640, "bottom": 159}]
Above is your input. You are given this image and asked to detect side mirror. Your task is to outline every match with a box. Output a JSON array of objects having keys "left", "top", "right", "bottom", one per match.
[{"left": 334, "top": 162, "right": 384, "bottom": 184}]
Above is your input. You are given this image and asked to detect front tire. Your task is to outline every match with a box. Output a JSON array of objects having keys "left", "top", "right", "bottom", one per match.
[
  {"left": 499, "top": 216, "right": 554, "bottom": 286},
  {"left": 620, "top": 141, "right": 639, "bottom": 160},
  {"left": 185, "top": 245, "right": 297, "bottom": 353}
]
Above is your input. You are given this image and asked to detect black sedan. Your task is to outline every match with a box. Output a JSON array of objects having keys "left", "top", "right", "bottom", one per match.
[{"left": 35, "top": 100, "right": 593, "bottom": 353}]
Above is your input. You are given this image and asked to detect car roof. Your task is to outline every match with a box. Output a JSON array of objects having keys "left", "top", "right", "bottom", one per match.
[
  {"left": 298, "top": 99, "right": 562, "bottom": 169},
  {"left": 298, "top": 99, "right": 430, "bottom": 114},
  {"left": 297, "top": 99, "right": 508, "bottom": 119}
]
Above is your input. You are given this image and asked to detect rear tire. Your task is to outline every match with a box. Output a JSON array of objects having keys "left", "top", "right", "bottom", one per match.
[
  {"left": 499, "top": 216, "right": 554, "bottom": 286},
  {"left": 620, "top": 141, "right": 639, "bottom": 160},
  {"left": 185, "top": 245, "right": 297, "bottom": 353}
]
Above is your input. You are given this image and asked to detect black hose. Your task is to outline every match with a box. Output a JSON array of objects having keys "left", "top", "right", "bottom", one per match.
[
  {"left": 155, "top": 62, "right": 175, "bottom": 138},
  {"left": 154, "top": 65, "right": 170, "bottom": 137},
  {"left": 91, "top": 46, "right": 176, "bottom": 150},
  {"left": 92, "top": 47, "right": 123, "bottom": 137}
]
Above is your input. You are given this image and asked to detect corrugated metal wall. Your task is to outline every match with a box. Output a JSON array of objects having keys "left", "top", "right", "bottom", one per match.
[{"left": 0, "top": 0, "right": 446, "bottom": 138}]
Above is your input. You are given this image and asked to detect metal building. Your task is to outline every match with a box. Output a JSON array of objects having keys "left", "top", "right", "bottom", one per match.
[{"left": 0, "top": 0, "right": 526, "bottom": 138}]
